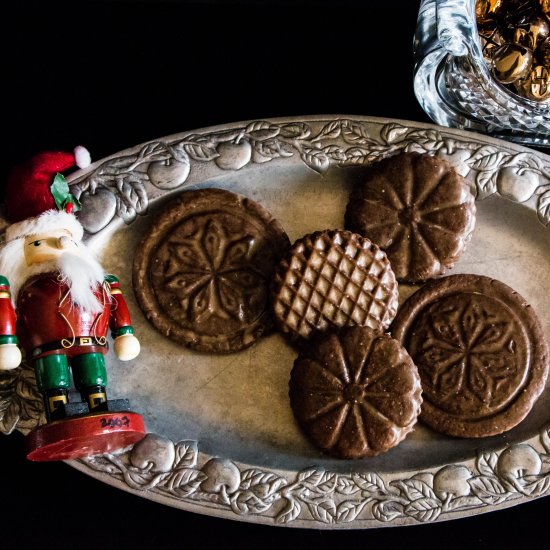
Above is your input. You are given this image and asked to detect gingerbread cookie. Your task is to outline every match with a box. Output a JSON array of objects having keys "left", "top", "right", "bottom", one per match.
[
  {"left": 271, "top": 230, "right": 399, "bottom": 342},
  {"left": 289, "top": 326, "right": 422, "bottom": 458},
  {"left": 133, "top": 188, "right": 290, "bottom": 353},
  {"left": 391, "top": 274, "right": 549, "bottom": 437},
  {"left": 345, "top": 152, "right": 476, "bottom": 282}
]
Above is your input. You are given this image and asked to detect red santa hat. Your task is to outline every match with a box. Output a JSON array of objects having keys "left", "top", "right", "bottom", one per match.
[{"left": 3, "top": 146, "right": 91, "bottom": 243}]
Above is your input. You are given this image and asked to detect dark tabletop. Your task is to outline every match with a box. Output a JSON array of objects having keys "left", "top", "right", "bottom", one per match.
[{"left": 1, "top": 1, "right": 547, "bottom": 549}]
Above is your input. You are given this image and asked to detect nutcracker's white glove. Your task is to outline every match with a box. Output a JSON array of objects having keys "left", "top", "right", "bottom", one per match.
[
  {"left": 0, "top": 344, "right": 22, "bottom": 370},
  {"left": 113, "top": 334, "right": 141, "bottom": 361}
]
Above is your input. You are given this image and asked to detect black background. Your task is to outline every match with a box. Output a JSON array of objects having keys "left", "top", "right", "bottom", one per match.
[{"left": 1, "top": 1, "right": 547, "bottom": 548}]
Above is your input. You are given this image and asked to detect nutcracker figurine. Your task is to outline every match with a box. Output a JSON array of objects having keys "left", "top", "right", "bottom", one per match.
[{"left": 0, "top": 147, "right": 146, "bottom": 460}]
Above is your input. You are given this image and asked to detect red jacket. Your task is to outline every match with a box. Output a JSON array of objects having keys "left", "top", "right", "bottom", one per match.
[{"left": 14, "top": 273, "right": 132, "bottom": 359}]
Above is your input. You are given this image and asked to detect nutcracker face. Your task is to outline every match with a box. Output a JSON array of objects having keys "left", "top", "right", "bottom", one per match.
[{"left": 24, "top": 229, "right": 77, "bottom": 266}]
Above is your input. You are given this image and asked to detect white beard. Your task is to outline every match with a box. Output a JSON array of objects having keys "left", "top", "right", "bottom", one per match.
[{"left": 0, "top": 239, "right": 106, "bottom": 314}]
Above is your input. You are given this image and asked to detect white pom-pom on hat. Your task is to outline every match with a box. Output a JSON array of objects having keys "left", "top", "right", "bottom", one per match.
[{"left": 74, "top": 145, "right": 91, "bottom": 169}]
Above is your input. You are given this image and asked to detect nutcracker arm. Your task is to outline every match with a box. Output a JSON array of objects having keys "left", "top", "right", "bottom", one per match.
[
  {"left": 106, "top": 275, "right": 140, "bottom": 361},
  {"left": 0, "top": 276, "right": 22, "bottom": 370},
  {"left": 0, "top": 339, "right": 22, "bottom": 370}
]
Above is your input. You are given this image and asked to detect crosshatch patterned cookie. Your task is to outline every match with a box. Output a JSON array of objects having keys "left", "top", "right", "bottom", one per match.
[
  {"left": 133, "top": 188, "right": 290, "bottom": 353},
  {"left": 271, "top": 230, "right": 399, "bottom": 341},
  {"left": 391, "top": 274, "right": 550, "bottom": 438},
  {"left": 289, "top": 326, "right": 423, "bottom": 458},
  {"left": 345, "top": 152, "right": 476, "bottom": 283}
]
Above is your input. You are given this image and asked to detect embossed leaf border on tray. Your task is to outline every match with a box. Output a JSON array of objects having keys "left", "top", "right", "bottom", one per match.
[
  {"left": 1, "top": 117, "right": 549, "bottom": 527},
  {"left": 66, "top": 117, "right": 550, "bottom": 232}
]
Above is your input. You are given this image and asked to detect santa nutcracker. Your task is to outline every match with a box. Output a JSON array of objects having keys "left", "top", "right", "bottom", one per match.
[{"left": 0, "top": 147, "right": 146, "bottom": 460}]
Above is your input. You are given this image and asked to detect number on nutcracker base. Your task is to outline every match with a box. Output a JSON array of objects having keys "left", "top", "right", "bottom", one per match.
[{"left": 25, "top": 411, "right": 146, "bottom": 461}]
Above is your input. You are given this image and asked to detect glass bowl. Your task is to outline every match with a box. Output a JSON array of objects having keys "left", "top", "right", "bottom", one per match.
[{"left": 413, "top": 0, "right": 550, "bottom": 147}]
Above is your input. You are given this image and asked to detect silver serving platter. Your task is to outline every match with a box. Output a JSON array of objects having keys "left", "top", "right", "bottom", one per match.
[{"left": 2, "top": 116, "right": 549, "bottom": 528}]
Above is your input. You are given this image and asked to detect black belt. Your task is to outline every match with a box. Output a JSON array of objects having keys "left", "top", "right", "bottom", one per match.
[{"left": 32, "top": 337, "right": 108, "bottom": 357}]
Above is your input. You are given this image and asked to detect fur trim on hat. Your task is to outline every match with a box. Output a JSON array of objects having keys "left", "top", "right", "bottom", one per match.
[{"left": 5, "top": 210, "right": 84, "bottom": 243}]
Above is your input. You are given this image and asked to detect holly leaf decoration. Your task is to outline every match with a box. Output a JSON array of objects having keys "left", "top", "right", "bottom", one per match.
[
  {"left": 51, "top": 173, "right": 69, "bottom": 209},
  {"left": 51, "top": 173, "right": 82, "bottom": 213}
]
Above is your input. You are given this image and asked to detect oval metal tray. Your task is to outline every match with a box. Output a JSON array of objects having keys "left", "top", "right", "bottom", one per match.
[{"left": 2, "top": 116, "right": 549, "bottom": 528}]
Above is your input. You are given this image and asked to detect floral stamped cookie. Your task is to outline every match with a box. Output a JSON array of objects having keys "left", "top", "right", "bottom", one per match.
[
  {"left": 133, "top": 188, "right": 290, "bottom": 353},
  {"left": 289, "top": 326, "right": 422, "bottom": 458},
  {"left": 391, "top": 274, "right": 549, "bottom": 437},
  {"left": 345, "top": 152, "right": 476, "bottom": 283}
]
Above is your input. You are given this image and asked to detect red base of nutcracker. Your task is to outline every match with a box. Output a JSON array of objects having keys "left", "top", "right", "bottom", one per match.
[{"left": 25, "top": 411, "right": 146, "bottom": 461}]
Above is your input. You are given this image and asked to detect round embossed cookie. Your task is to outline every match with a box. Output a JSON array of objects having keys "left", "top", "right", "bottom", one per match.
[
  {"left": 133, "top": 188, "right": 290, "bottom": 353},
  {"left": 391, "top": 274, "right": 549, "bottom": 438},
  {"left": 271, "top": 230, "right": 399, "bottom": 342},
  {"left": 345, "top": 152, "right": 476, "bottom": 283},
  {"left": 289, "top": 326, "right": 423, "bottom": 458}
]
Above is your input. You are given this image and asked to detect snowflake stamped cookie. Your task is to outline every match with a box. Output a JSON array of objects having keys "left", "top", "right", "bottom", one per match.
[{"left": 132, "top": 188, "right": 290, "bottom": 353}]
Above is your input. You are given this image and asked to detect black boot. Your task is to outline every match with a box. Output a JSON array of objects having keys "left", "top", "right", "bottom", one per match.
[
  {"left": 81, "top": 385, "right": 108, "bottom": 412},
  {"left": 44, "top": 389, "right": 69, "bottom": 422}
]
